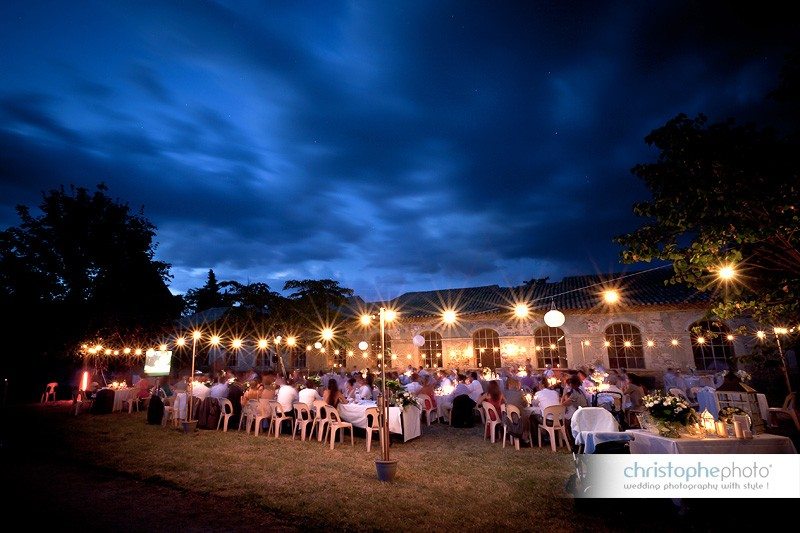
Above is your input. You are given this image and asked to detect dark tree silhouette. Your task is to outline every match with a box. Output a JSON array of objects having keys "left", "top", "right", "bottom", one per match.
[{"left": 0, "top": 184, "right": 182, "bottom": 399}]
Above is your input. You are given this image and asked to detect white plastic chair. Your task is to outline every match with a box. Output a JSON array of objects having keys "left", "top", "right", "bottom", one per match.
[
  {"left": 538, "top": 404, "right": 569, "bottom": 452},
  {"left": 253, "top": 399, "right": 272, "bottom": 436},
  {"left": 270, "top": 401, "right": 291, "bottom": 438},
  {"left": 239, "top": 399, "right": 259, "bottom": 432},
  {"left": 292, "top": 402, "right": 313, "bottom": 441},
  {"left": 482, "top": 401, "right": 502, "bottom": 443},
  {"left": 323, "top": 405, "right": 353, "bottom": 450},
  {"left": 311, "top": 400, "right": 329, "bottom": 441},
  {"left": 417, "top": 393, "right": 436, "bottom": 426},
  {"left": 364, "top": 406, "right": 383, "bottom": 453},
  {"left": 217, "top": 398, "right": 234, "bottom": 432},
  {"left": 41, "top": 382, "right": 57, "bottom": 403},
  {"left": 769, "top": 393, "right": 800, "bottom": 431},
  {"left": 502, "top": 404, "right": 527, "bottom": 450}
]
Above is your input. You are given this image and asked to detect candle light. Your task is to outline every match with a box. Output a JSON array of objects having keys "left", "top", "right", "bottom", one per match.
[
  {"left": 715, "top": 421, "right": 727, "bottom": 438},
  {"left": 700, "top": 409, "right": 715, "bottom": 434},
  {"left": 733, "top": 420, "right": 743, "bottom": 438}
]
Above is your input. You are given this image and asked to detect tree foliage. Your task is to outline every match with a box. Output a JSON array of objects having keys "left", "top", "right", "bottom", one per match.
[
  {"left": 0, "top": 184, "right": 182, "bottom": 395},
  {"left": 615, "top": 113, "right": 799, "bottom": 327}
]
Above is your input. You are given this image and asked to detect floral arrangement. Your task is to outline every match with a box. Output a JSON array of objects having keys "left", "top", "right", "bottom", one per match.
[
  {"left": 735, "top": 369, "right": 752, "bottom": 383},
  {"left": 718, "top": 406, "right": 747, "bottom": 424},
  {"left": 308, "top": 375, "right": 322, "bottom": 387},
  {"left": 376, "top": 378, "right": 403, "bottom": 393},
  {"left": 392, "top": 390, "right": 418, "bottom": 408},
  {"left": 642, "top": 391, "right": 697, "bottom": 426}
]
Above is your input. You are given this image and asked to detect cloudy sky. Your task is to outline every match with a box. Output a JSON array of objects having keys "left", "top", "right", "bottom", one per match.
[{"left": 1, "top": 1, "right": 797, "bottom": 300}]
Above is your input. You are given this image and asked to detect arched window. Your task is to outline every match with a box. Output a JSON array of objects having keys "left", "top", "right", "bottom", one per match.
[
  {"left": 369, "top": 333, "right": 391, "bottom": 357},
  {"left": 533, "top": 326, "right": 567, "bottom": 368},
  {"left": 419, "top": 331, "right": 442, "bottom": 368},
  {"left": 691, "top": 320, "right": 735, "bottom": 371},
  {"left": 605, "top": 323, "right": 645, "bottom": 369},
  {"left": 473, "top": 329, "right": 500, "bottom": 369}
]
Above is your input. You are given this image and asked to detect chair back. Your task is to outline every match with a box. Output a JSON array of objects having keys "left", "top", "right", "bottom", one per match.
[
  {"left": 219, "top": 398, "right": 233, "bottom": 415},
  {"left": 785, "top": 392, "right": 796, "bottom": 410},
  {"left": 365, "top": 406, "right": 381, "bottom": 429},
  {"left": 294, "top": 402, "right": 311, "bottom": 421},
  {"left": 312, "top": 399, "right": 327, "bottom": 417},
  {"left": 482, "top": 401, "right": 500, "bottom": 422},
  {"left": 417, "top": 393, "right": 433, "bottom": 411},
  {"left": 541, "top": 404, "right": 566, "bottom": 428},
  {"left": 270, "top": 400, "right": 286, "bottom": 418},
  {"left": 46, "top": 382, "right": 58, "bottom": 393},
  {"left": 327, "top": 405, "right": 342, "bottom": 424},
  {"left": 504, "top": 403, "right": 521, "bottom": 424},
  {"left": 257, "top": 398, "right": 271, "bottom": 417}
]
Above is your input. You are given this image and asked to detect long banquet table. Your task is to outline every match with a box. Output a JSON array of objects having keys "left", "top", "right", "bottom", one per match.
[
  {"left": 338, "top": 401, "right": 422, "bottom": 442},
  {"left": 627, "top": 429, "right": 797, "bottom": 454}
]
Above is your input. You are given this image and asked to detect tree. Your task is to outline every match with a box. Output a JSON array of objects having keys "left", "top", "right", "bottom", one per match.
[
  {"left": 283, "top": 279, "right": 354, "bottom": 316},
  {"left": 183, "top": 269, "right": 230, "bottom": 313},
  {"left": 0, "top": 184, "right": 182, "bottom": 397},
  {"left": 615, "top": 113, "right": 799, "bottom": 328}
]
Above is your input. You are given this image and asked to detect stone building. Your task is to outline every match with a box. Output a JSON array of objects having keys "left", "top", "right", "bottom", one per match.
[{"left": 337, "top": 269, "right": 754, "bottom": 381}]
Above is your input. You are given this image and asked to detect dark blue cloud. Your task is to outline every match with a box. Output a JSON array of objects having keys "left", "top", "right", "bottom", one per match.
[{"left": 1, "top": 1, "right": 797, "bottom": 299}]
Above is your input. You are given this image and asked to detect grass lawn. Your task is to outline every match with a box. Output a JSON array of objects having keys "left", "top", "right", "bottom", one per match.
[{"left": 5, "top": 403, "right": 745, "bottom": 532}]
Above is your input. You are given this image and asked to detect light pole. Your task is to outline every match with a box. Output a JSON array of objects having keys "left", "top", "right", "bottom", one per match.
[
  {"left": 188, "top": 330, "right": 201, "bottom": 423},
  {"left": 379, "top": 307, "right": 391, "bottom": 464}
]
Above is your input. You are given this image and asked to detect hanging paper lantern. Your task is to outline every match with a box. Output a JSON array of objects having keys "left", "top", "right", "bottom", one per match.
[
  {"left": 543, "top": 308, "right": 565, "bottom": 328},
  {"left": 412, "top": 334, "right": 425, "bottom": 347}
]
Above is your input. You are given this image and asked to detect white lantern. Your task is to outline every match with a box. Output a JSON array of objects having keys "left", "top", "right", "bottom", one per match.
[
  {"left": 314, "top": 341, "right": 322, "bottom": 350},
  {"left": 412, "top": 334, "right": 425, "bottom": 347},
  {"left": 544, "top": 309, "right": 565, "bottom": 328},
  {"left": 358, "top": 341, "right": 369, "bottom": 351}
]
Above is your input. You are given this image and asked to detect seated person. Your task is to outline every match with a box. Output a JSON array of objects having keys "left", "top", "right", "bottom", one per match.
[
  {"left": 209, "top": 379, "right": 229, "bottom": 399},
  {"left": 529, "top": 380, "right": 561, "bottom": 441},
  {"left": 323, "top": 379, "right": 347, "bottom": 408},
  {"left": 404, "top": 373, "right": 422, "bottom": 394},
  {"left": 299, "top": 379, "right": 322, "bottom": 407}
]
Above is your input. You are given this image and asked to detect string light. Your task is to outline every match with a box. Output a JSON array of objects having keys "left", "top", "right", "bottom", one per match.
[
  {"left": 360, "top": 314, "right": 372, "bottom": 325},
  {"left": 175, "top": 338, "right": 186, "bottom": 347},
  {"left": 646, "top": 340, "right": 655, "bottom": 347},
  {"left": 513, "top": 303, "right": 529, "bottom": 318},
  {"left": 716, "top": 263, "right": 737, "bottom": 281},
  {"left": 756, "top": 331, "right": 766, "bottom": 340},
  {"left": 726, "top": 334, "right": 735, "bottom": 341},
  {"left": 286, "top": 336, "right": 297, "bottom": 347},
  {"left": 671, "top": 339, "right": 679, "bottom": 346},
  {"left": 210, "top": 335, "right": 221, "bottom": 346},
  {"left": 321, "top": 327, "right": 334, "bottom": 341},
  {"left": 442, "top": 309, "right": 457, "bottom": 324},
  {"left": 384, "top": 309, "right": 397, "bottom": 322},
  {"left": 696, "top": 337, "right": 706, "bottom": 345},
  {"left": 257, "top": 339, "right": 268, "bottom": 349},
  {"left": 602, "top": 289, "right": 620, "bottom": 304},
  {"left": 231, "top": 338, "right": 242, "bottom": 349},
  {"left": 192, "top": 330, "right": 202, "bottom": 340}
]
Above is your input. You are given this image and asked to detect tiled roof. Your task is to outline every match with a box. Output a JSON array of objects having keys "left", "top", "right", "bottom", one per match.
[{"left": 356, "top": 268, "right": 707, "bottom": 318}]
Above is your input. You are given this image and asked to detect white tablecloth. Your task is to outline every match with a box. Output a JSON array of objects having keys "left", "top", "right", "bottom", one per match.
[
  {"left": 695, "top": 389, "right": 769, "bottom": 421},
  {"left": 338, "top": 402, "right": 422, "bottom": 442},
  {"left": 627, "top": 429, "right": 797, "bottom": 454},
  {"left": 109, "top": 388, "right": 133, "bottom": 412}
]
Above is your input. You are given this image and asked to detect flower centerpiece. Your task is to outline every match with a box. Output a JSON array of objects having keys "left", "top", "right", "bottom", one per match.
[
  {"left": 308, "top": 375, "right": 322, "bottom": 387},
  {"left": 640, "top": 391, "right": 698, "bottom": 438},
  {"left": 376, "top": 378, "right": 403, "bottom": 394},
  {"left": 392, "top": 390, "right": 418, "bottom": 408}
]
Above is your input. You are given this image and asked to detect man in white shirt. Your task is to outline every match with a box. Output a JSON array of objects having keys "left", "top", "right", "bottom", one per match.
[
  {"left": 298, "top": 381, "right": 321, "bottom": 407},
  {"left": 276, "top": 378, "right": 299, "bottom": 414},
  {"left": 533, "top": 385, "right": 560, "bottom": 411},
  {"left": 190, "top": 380, "right": 210, "bottom": 400},
  {"left": 467, "top": 371, "right": 484, "bottom": 403},
  {"left": 356, "top": 375, "right": 372, "bottom": 402},
  {"left": 209, "top": 380, "right": 229, "bottom": 399},
  {"left": 530, "top": 382, "right": 561, "bottom": 443},
  {"left": 437, "top": 370, "right": 453, "bottom": 390},
  {"left": 405, "top": 374, "right": 422, "bottom": 394}
]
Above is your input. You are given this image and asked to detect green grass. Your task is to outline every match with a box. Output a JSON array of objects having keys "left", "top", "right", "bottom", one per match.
[{"left": 11, "top": 403, "right": 699, "bottom": 532}]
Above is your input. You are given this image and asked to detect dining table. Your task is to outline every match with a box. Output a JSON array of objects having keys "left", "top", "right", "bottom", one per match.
[
  {"left": 626, "top": 429, "right": 797, "bottom": 454},
  {"left": 338, "top": 401, "right": 422, "bottom": 442}
]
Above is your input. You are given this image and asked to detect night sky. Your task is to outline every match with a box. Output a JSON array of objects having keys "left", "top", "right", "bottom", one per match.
[{"left": 1, "top": 2, "right": 797, "bottom": 300}]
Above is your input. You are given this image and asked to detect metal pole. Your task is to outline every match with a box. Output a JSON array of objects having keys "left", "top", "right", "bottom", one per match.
[
  {"left": 189, "top": 337, "right": 196, "bottom": 421},
  {"left": 775, "top": 333, "right": 793, "bottom": 394},
  {"left": 380, "top": 307, "right": 390, "bottom": 461}
]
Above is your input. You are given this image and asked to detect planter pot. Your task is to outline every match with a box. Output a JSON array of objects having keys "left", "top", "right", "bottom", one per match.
[
  {"left": 181, "top": 420, "right": 198, "bottom": 434},
  {"left": 375, "top": 460, "right": 398, "bottom": 482}
]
